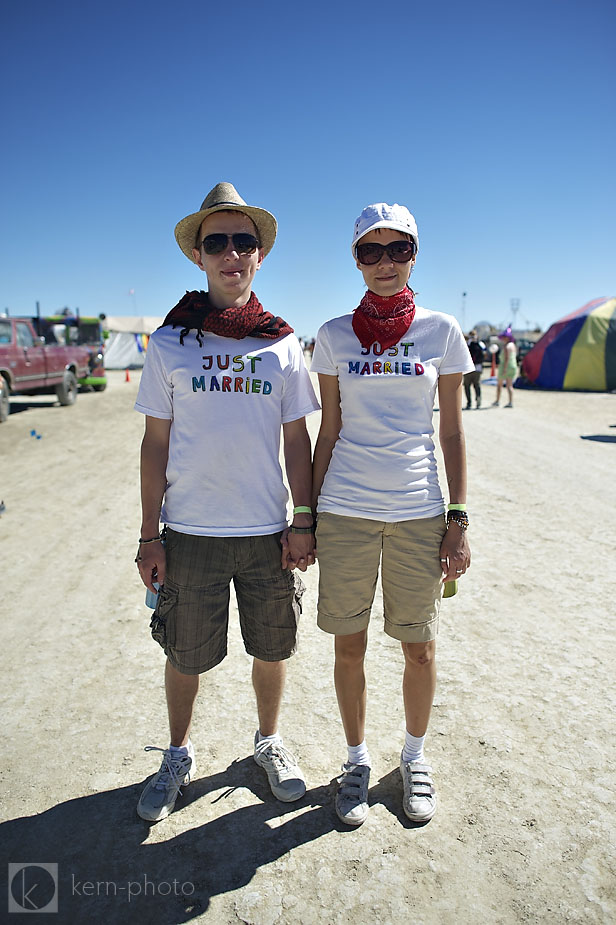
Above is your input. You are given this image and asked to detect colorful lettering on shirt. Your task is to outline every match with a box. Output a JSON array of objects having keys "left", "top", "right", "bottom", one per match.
[
  {"left": 191, "top": 374, "right": 273, "bottom": 394},
  {"left": 202, "top": 354, "right": 263, "bottom": 373},
  {"left": 360, "top": 343, "right": 415, "bottom": 357},
  {"left": 345, "top": 357, "right": 425, "bottom": 376}
]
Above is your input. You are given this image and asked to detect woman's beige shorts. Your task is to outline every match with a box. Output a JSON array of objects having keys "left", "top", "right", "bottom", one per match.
[{"left": 316, "top": 512, "right": 447, "bottom": 643}]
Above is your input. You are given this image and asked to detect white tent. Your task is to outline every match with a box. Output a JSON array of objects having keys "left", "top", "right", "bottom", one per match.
[{"left": 103, "top": 316, "right": 163, "bottom": 369}]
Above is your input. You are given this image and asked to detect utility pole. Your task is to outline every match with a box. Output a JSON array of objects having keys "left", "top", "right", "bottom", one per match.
[
  {"left": 510, "top": 298, "right": 520, "bottom": 331},
  {"left": 461, "top": 292, "right": 467, "bottom": 332}
]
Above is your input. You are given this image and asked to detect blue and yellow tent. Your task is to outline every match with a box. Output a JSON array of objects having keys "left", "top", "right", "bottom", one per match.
[{"left": 521, "top": 297, "right": 616, "bottom": 391}]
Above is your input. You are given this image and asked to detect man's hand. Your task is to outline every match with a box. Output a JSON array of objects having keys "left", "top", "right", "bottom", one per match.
[{"left": 136, "top": 539, "right": 166, "bottom": 592}]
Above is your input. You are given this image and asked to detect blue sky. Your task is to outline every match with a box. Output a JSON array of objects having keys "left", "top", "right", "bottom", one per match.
[{"left": 1, "top": 0, "right": 613, "bottom": 337}]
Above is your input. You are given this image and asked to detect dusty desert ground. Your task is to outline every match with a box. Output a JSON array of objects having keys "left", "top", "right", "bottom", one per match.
[{"left": 0, "top": 367, "right": 615, "bottom": 924}]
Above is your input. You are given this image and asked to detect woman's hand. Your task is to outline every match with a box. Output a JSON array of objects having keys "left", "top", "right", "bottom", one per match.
[{"left": 439, "top": 522, "right": 470, "bottom": 582}]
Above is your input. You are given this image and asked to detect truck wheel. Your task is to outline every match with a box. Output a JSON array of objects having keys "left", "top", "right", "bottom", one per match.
[
  {"left": 92, "top": 383, "right": 107, "bottom": 392},
  {"left": 56, "top": 371, "right": 78, "bottom": 406},
  {"left": 0, "top": 378, "right": 9, "bottom": 422}
]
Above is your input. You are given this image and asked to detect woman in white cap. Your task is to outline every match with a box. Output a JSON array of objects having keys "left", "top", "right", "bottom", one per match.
[{"left": 310, "top": 201, "right": 474, "bottom": 826}]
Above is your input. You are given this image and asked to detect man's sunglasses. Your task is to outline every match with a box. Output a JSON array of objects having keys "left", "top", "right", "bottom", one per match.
[
  {"left": 200, "top": 233, "right": 260, "bottom": 256},
  {"left": 355, "top": 240, "right": 416, "bottom": 266}
]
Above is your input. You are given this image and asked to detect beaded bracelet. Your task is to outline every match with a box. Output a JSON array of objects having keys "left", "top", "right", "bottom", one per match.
[
  {"left": 138, "top": 535, "right": 162, "bottom": 545},
  {"left": 447, "top": 510, "right": 469, "bottom": 532},
  {"left": 289, "top": 525, "right": 316, "bottom": 534}
]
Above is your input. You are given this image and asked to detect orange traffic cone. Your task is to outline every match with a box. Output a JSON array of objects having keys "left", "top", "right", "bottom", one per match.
[
  {"left": 490, "top": 353, "right": 496, "bottom": 377},
  {"left": 125, "top": 368, "right": 130, "bottom": 382}
]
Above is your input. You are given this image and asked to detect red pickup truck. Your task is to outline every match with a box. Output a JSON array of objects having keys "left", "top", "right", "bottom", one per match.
[{"left": 0, "top": 316, "right": 91, "bottom": 422}]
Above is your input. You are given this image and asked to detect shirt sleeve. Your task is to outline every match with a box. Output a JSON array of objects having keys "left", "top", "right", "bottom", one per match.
[
  {"left": 309, "top": 323, "right": 337, "bottom": 375},
  {"left": 281, "top": 336, "right": 321, "bottom": 423},
  {"left": 134, "top": 333, "right": 174, "bottom": 419}
]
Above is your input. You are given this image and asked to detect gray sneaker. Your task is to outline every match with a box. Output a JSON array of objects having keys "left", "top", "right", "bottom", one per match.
[
  {"left": 253, "top": 733, "right": 306, "bottom": 802},
  {"left": 400, "top": 756, "right": 436, "bottom": 822},
  {"left": 335, "top": 763, "right": 370, "bottom": 826},
  {"left": 137, "top": 744, "right": 196, "bottom": 822}
]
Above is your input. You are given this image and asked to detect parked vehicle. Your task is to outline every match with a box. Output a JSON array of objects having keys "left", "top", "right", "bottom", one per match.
[
  {"left": 515, "top": 338, "right": 536, "bottom": 365},
  {"left": 0, "top": 316, "right": 91, "bottom": 422},
  {"left": 36, "top": 314, "right": 107, "bottom": 391}
]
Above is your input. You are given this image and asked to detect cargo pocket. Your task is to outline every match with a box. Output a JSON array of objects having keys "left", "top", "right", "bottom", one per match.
[{"left": 149, "top": 583, "right": 178, "bottom": 651}]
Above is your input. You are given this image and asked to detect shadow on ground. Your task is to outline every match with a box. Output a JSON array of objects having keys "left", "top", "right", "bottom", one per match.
[{"left": 1, "top": 758, "right": 416, "bottom": 923}]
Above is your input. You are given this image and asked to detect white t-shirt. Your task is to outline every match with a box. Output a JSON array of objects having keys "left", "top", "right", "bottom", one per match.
[
  {"left": 135, "top": 327, "right": 320, "bottom": 536},
  {"left": 311, "top": 306, "right": 474, "bottom": 521}
]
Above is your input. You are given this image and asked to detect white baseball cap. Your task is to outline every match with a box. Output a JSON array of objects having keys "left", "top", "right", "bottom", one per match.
[{"left": 351, "top": 202, "right": 419, "bottom": 255}]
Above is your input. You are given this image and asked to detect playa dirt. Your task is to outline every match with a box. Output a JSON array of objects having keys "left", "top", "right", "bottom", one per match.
[{"left": 1, "top": 368, "right": 615, "bottom": 924}]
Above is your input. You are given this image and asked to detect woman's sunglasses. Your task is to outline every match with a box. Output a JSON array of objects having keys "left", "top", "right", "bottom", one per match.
[
  {"left": 200, "top": 233, "right": 260, "bottom": 256},
  {"left": 355, "top": 240, "right": 416, "bottom": 266}
]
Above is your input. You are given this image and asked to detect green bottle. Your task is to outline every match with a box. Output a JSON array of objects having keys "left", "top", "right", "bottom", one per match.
[{"left": 443, "top": 580, "right": 458, "bottom": 598}]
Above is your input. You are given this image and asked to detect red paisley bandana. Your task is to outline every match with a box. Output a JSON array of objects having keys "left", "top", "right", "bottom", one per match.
[
  {"left": 161, "top": 290, "right": 294, "bottom": 345},
  {"left": 352, "top": 287, "right": 416, "bottom": 350}
]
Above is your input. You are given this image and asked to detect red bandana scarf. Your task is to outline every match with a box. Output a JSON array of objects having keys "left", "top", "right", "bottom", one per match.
[
  {"left": 352, "top": 287, "right": 416, "bottom": 350},
  {"left": 161, "top": 290, "right": 293, "bottom": 345}
]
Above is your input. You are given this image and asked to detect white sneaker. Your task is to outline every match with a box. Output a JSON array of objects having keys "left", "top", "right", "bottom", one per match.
[
  {"left": 335, "top": 763, "right": 370, "bottom": 826},
  {"left": 253, "top": 733, "right": 306, "bottom": 802},
  {"left": 137, "top": 744, "right": 196, "bottom": 822},
  {"left": 400, "top": 756, "right": 436, "bottom": 822}
]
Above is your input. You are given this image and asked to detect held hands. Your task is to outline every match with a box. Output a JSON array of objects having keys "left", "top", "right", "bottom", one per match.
[
  {"left": 439, "top": 521, "right": 471, "bottom": 582},
  {"left": 280, "top": 527, "right": 316, "bottom": 572}
]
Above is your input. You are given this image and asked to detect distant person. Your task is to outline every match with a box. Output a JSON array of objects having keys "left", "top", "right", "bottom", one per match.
[
  {"left": 493, "top": 326, "right": 517, "bottom": 408},
  {"left": 463, "top": 329, "right": 486, "bottom": 409},
  {"left": 310, "top": 200, "right": 473, "bottom": 827},
  {"left": 134, "top": 182, "right": 320, "bottom": 823}
]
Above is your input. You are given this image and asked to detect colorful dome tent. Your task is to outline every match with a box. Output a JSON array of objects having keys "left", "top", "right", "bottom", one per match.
[{"left": 520, "top": 297, "right": 616, "bottom": 391}]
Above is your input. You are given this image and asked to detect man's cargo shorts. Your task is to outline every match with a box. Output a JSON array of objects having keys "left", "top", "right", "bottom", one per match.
[{"left": 150, "top": 528, "right": 305, "bottom": 675}]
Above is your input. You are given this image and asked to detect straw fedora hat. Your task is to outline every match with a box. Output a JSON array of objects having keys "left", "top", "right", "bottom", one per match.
[{"left": 174, "top": 182, "right": 277, "bottom": 263}]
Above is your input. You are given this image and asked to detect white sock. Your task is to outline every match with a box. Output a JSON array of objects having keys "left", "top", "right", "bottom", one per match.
[
  {"left": 347, "top": 741, "right": 371, "bottom": 767},
  {"left": 257, "top": 730, "right": 282, "bottom": 746},
  {"left": 402, "top": 731, "right": 425, "bottom": 763},
  {"left": 169, "top": 740, "right": 192, "bottom": 757}
]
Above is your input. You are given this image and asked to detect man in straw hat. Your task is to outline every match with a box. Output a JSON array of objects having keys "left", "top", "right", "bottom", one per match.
[{"left": 134, "top": 182, "right": 320, "bottom": 822}]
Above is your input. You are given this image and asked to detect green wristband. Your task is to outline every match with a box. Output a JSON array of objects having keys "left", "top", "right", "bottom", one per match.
[
  {"left": 447, "top": 503, "right": 467, "bottom": 511},
  {"left": 293, "top": 506, "right": 313, "bottom": 515}
]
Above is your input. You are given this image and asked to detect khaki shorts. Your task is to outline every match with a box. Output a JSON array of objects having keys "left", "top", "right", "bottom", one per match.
[
  {"left": 151, "top": 528, "right": 304, "bottom": 675},
  {"left": 316, "top": 512, "right": 446, "bottom": 643}
]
